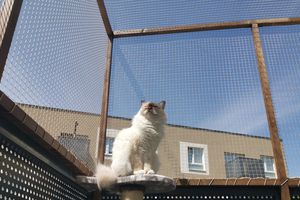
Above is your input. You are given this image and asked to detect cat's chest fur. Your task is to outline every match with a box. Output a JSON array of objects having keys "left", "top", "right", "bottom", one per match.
[{"left": 133, "top": 124, "right": 163, "bottom": 152}]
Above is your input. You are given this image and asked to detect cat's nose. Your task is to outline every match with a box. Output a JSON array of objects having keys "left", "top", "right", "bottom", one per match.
[{"left": 145, "top": 104, "right": 154, "bottom": 110}]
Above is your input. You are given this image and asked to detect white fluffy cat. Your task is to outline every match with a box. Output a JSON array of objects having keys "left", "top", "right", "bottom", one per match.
[{"left": 95, "top": 101, "right": 166, "bottom": 189}]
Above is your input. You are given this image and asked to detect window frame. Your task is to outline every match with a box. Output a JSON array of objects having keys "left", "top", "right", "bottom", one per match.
[
  {"left": 105, "top": 137, "right": 114, "bottom": 156},
  {"left": 95, "top": 128, "right": 119, "bottom": 158},
  {"left": 188, "top": 147, "right": 205, "bottom": 171},
  {"left": 260, "top": 155, "right": 277, "bottom": 178},
  {"left": 180, "top": 142, "right": 209, "bottom": 175},
  {"left": 224, "top": 152, "right": 245, "bottom": 163},
  {"left": 104, "top": 129, "right": 119, "bottom": 158}
]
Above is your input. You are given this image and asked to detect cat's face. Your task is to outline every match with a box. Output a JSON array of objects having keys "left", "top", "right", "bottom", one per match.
[{"left": 139, "top": 101, "right": 166, "bottom": 121}]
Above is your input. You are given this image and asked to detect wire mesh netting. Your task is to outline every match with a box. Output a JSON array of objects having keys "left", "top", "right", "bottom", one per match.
[
  {"left": 104, "top": 0, "right": 300, "bottom": 31},
  {"left": 260, "top": 25, "right": 300, "bottom": 177},
  {"left": 1, "top": 0, "right": 299, "bottom": 182},
  {"left": 106, "top": 28, "right": 275, "bottom": 179},
  {"left": 0, "top": 0, "right": 108, "bottom": 171}
]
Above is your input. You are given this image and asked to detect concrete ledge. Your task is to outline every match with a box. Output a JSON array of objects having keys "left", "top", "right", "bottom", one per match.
[
  {"left": 77, "top": 174, "right": 176, "bottom": 194},
  {"left": 112, "top": 174, "right": 176, "bottom": 194}
]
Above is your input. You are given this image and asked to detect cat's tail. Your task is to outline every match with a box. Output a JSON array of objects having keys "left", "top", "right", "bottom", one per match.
[{"left": 95, "top": 163, "right": 117, "bottom": 190}]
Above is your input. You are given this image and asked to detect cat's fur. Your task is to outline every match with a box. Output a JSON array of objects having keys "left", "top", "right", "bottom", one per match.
[{"left": 95, "top": 101, "right": 167, "bottom": 189}]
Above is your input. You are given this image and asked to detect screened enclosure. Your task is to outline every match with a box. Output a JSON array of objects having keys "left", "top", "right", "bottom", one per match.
[{"left": 1, "top": 0, "right": 300, "bottom": 199}]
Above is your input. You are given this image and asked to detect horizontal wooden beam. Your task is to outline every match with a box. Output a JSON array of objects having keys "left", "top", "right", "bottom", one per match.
[
  {"left": 114, "top": 17, "right": 300, "bottom": 38},
  {"left": 174, "top": 178, "right": 300, "bottom": 187}
]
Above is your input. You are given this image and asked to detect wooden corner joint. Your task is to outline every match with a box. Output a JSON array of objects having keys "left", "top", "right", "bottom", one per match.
[
  {"left": 233, "top": 178, "right": 238, "bottom": 185},
  {"left": 280, "top": 178, "right": 289, "bottom": 186},
  {"left": 252, "top": 23, "right": 259, "bottom": 28},
  {"left": 225, "top": 179, "right": 228, "bottom": 186},
  {"left": 197, "top": 178, "right": 201, "bottom": 185},
  {"left": 247, "top": 178, "right": 252, "bottom": 185}
]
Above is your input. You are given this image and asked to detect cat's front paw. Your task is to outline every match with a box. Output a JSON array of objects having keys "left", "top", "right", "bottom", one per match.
[
  {"left": 133, "top": 170, "right": 146, "bottom": 175},
  {"left": 146, "top": 170, "right": 155, "bottom": 174}
]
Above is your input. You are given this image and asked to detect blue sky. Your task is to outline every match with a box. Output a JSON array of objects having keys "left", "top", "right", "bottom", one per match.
[
  {"left": 0, "top": 0, "right": 107, "bottom": 113},
  {"left": 108, "top": 27, "right": 300, "bottom": 177},
  {"left": 0, "top": 0, "right": 299, "bottom": 177},
  {"left": 105, "top": 1, "right": 300, "bottom": 177},
  {"left": 104, "top": 0, "right": 300, "bottom": 30},
  {"left": 109, "top": 29, "right": 270, "bottom": 136}
]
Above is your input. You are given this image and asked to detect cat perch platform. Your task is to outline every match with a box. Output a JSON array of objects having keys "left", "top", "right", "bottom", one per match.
[{"left": 77, "top": 174, "right": 176, "bottom": 200}]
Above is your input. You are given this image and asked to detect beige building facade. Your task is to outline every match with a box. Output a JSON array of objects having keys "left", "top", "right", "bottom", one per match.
[{"left": 19, "top": 104, "right": 278, "bottom": 179}]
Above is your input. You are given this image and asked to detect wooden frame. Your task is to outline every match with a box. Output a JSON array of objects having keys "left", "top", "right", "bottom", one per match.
[
  {"left": 96, "top": 0, "right": 113, "bottom": 40},
  {"left": 252, "top": 23, "right": 290, "bottom": 200},
  {"left": 97, "top": 40, "right": 113, "bottom": 163},
  {"left": 95, "top": 3, "right": 300, "bottom": 197},
  {"left": 0, "top": 0, "right": 297, "bottom": 196},
  {"left": 174, "top": 178, "right": 300, "bottom": 187},
  {"left": 113, "top": 17, "right": 300, "bottom": 38}
]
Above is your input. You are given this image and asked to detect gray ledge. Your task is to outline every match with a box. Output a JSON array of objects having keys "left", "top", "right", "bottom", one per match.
[
  {"left": 77, "top": 174, "right": 176, "bottom": 194},
  {"left": 111, "top": 174, "right": 176, "bottom": 194}
]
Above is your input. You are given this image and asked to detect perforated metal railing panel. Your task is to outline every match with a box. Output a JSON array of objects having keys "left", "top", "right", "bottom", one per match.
[
  {"left": 0, "top": 133, "right": 89, "bottom": 200},
  {"left": 102, "top": 186, "right": 281, "bottom": 200},
  {"left": 291, "top": 187, "right": 300, "bottom": 199}
]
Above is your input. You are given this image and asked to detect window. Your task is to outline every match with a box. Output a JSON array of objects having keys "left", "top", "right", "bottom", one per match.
[
  {"left": 224, "top": 152, "right": 245, "bottom": 163},
  {"left": 105, "top": 137, "right": 114, "bottom": 156},
  {"left": 96, "top": 129, "right": 119, "bottom": 158},
  {"left": 180, "top": 142, "right": 209, "bottom": 175},
  {"left": 260, "top": 155, "right": 276, "bottom": 178},
  {"left": 224, "top": 152, "right": 245, "bottom": 178},
  {"left": 105, "top": 129, "right": 119, "bottom": 156},
  {"left": 188, "top": 147, "right": 204, "bottom": 171}
]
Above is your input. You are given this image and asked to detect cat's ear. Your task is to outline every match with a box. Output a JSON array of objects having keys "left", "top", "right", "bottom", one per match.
[
  {"left": 159, "top": 101, "right": 166, "bottom": 109},
  {"left": 141, "top": 100, "right": 145, "bottom": 105}
]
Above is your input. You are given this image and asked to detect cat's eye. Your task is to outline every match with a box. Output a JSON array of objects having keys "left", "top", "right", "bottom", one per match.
[{"left": 150, "top": 103, "right": 158, "bottom": 108}]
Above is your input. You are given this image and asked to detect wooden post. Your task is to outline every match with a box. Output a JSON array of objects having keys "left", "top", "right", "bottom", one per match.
[
  {"left": 251, "top": 23, "right": 290, "bottom": 200},
  {"left": 96, "top": 1, "right": 114, "bottom": 163},
  {"left": 0, "top": 0, "right": 23, "bottom": 81},
  {"left": 91, "top": 190, "right": 102, "bottom": 200},
  {"left": 96, "top": 0, "right": 113, "bottom": 40},
  {"left": 97, "top": 39, "right": 113, "bottom": 163},
  {"left": 121, "top": 190, "right": 144, "bottom": 200}
]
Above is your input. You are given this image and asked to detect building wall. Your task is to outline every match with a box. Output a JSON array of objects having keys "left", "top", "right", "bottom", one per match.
[
  {"left": 19, "top": 104, "right": 276, "bottom": 178},
  {"left": 107, "top": 117, "right": 274, "bottom": 179},
  {"left": 18, "top": 104, "right": 100, "bottom": 169}
]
